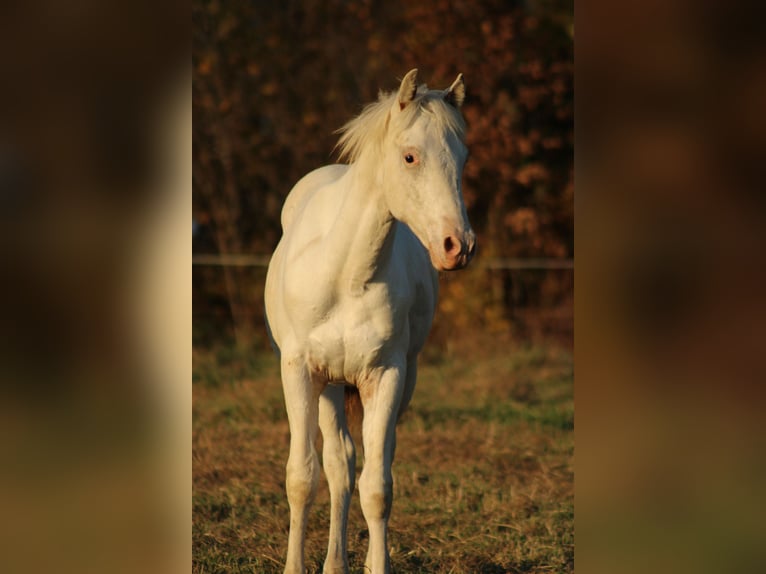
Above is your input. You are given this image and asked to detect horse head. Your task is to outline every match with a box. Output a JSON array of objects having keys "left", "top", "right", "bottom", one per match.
[{"left": 381, "top": 69, "right": 476, "bottom": 271}]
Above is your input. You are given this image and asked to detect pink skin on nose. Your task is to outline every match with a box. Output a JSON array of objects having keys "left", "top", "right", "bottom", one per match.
[{"left": 431, "top": 230, "right": 476, "bottom": 271}]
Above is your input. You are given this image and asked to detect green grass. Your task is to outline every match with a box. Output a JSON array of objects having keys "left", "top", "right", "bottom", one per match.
[{"left": 193, "top": 344, "right": 573, "bottom": 573}]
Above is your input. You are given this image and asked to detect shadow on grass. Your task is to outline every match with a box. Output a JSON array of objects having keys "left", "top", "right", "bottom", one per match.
[{"left": 398, "top": 553, "right": 544, "bottom": 574}]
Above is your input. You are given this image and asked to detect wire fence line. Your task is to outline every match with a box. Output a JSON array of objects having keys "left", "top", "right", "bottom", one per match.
[
  {"left": 192, "top": 254, "right": 272, "bottom": 267},
  {"left": 192, "top": 254, "right": 573, "bottom": 270}
]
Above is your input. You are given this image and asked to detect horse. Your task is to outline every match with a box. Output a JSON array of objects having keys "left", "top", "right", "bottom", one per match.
[{"left": 264, "top": 69, "right": 475, "bottom": 574}]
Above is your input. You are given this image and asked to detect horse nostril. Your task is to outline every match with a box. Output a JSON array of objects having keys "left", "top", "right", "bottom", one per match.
[{"left": 444, "top": 236, "right": 458, "bottom": 255}]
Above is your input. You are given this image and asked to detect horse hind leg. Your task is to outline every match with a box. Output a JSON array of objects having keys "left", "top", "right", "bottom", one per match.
[
  {"left": 319, "top": 384, "right": 356, "bottom": 574},
  {"left": 281, "top": 356, "right": 322, "bottom": 574}
]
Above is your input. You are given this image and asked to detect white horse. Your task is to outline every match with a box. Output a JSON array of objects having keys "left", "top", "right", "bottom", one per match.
[{"left": 264, "top": 69, "right": 475, "bottom": 574}]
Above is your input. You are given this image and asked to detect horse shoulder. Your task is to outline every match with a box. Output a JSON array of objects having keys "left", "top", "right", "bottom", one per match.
[{"left": 281, "top": 164, "right": 349, "bottom": 231}]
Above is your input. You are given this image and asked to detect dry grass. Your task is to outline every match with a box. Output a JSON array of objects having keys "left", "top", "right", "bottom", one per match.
[{"left": 193, "top": 343, "right": 573, "bottom": 573}]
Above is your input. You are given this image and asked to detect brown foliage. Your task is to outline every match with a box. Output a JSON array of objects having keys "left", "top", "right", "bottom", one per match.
[{"left": 192, "top": 0, "right": 573, "bottom": 346}]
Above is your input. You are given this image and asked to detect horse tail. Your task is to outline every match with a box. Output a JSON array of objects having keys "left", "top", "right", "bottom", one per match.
[{"left": 344, "top": 385, "right": 363, "bottom": 434}]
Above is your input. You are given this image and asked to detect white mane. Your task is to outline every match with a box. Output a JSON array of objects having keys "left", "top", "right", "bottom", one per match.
[{"left": 335, "top": 84, "right": 466, "bottom": 164}]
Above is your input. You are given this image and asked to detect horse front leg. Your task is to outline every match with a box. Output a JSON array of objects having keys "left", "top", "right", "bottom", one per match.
[
  {"left": 281, "top": 355, "right": 322, "bottom": 574},
  {"left": 358, "top": 364, "right": 405, "bottom": 574}
]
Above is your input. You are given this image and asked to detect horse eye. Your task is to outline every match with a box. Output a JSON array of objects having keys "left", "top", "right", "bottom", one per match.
[{"left": 404, "top": 153, "right": 416, "bottom": 164}]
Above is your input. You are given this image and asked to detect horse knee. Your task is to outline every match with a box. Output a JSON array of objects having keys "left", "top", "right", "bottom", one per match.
[
  {"left": 362, "top": 490, "right": 390, "bottom": 522},
  {"left": 286, "top": 455, "right": 319, "bottom": 506},
  {"left": 359, "top": 472, "right": 393, "bottom": 521}
]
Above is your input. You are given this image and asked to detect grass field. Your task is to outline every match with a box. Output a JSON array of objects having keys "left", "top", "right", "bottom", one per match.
[{"left": 193, "top": 342, "right": 573, "bottom": 573}]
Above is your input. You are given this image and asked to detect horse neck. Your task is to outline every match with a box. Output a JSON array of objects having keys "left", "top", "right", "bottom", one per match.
[{"left": 332, "top": 158, "right": 395, "bottom": 295}]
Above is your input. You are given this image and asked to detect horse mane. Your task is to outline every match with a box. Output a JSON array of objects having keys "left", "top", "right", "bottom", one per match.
[{"left": 335, "top": 84, "right": 466, "bottom": 164}]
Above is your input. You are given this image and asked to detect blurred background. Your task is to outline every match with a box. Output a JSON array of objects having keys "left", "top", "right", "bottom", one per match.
[
  {"left": 192, "top": 0, "right": 574, "bottom": 353},
  {"left": 0, "top": 2, "right": 189, "bottom": 573}
]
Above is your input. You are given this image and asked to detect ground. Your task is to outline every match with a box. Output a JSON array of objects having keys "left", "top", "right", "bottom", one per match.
[{"left": 193, "top": 342, "right": 573, "bottom": 573}]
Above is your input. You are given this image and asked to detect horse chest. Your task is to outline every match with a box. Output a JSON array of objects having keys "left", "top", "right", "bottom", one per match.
[{"left": 305, "top": 285, "right": 409, "bottom": 384}]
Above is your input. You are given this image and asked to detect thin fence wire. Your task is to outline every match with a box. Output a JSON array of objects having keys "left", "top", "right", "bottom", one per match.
[
  {"left": 192, "top": 254, "right": 272, "bottom": 267},
  {"left": 192, "top": 254, "right": 574, "bottom": 270}
]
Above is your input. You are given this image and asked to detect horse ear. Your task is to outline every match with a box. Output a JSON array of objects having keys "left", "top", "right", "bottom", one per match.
[
  {"left": 397, "top": 69, "right": 418, "bottom": 110},
  {"left": 444, "top": 73, "right": 465, "bottom": 108}
]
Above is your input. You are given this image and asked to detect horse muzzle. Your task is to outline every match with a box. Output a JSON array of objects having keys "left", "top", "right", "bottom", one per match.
[{"left": 437, "top": 230, "right": 476, "bottom": 271}]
